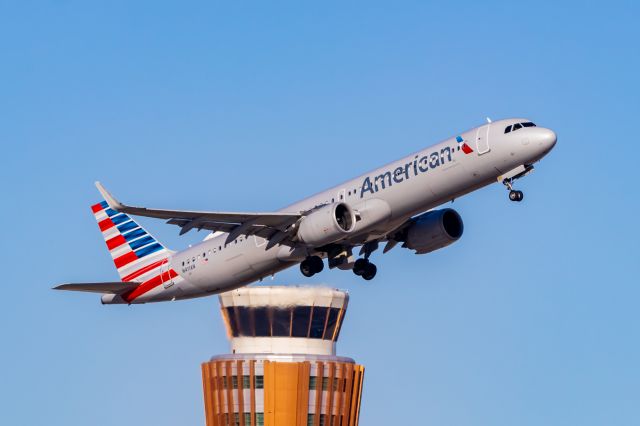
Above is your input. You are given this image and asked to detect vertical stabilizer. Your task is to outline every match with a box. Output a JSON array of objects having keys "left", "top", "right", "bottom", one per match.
[{"left": 90, "top": 200, "right": 173, "bottom": 283}]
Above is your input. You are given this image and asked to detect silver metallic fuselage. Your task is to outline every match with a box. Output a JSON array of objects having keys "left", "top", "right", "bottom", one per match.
[{"left": 134, "top": 118, "right": 556, "bottom": 303}]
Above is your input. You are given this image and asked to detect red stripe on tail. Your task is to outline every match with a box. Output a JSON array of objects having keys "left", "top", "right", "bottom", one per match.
[
  {"left": 122, "top": 259, "right": 167, "bottom": 282},
  {"left": 91, "top": 203, "right": 105, "bottom": 213},
  {"left": 114, "top": 251, "right": 138, "bottom": 269},
  {"left": 106, "top": 235, "right": 127, "bottom": 250},
  {"left": 98, "top": 218, "right": 115, "bottom": 231},
  {"left": 123, "top": 269, "right": 178, "bottom": 303}
]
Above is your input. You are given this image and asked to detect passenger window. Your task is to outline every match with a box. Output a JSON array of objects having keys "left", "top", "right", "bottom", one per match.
[
  {"left": 513, "top": 123, "right": 522, "bottom": 131},
  {"left": 504, "top": 125, "right": 512, "bottom": 133}
]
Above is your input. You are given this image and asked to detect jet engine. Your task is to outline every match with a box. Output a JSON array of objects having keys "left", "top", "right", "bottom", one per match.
[
  {"left": 297, "top": 202, "right": 356, "bottom": 247},
  {"left": 402, "top": 208, "right": 464, "bottom": 254}
]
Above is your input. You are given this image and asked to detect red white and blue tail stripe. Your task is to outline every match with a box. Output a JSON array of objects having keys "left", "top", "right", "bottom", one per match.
[{"left": 91, "top": 200, "right": 172, "bottom": 283}]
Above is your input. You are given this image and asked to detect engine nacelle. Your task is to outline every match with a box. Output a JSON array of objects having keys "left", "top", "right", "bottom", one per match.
[
  {"left": 297, "top": 202, "right": 356, "bottom": 247},
  {"left": 403, "top": 208, "right": 464, "bottom": 254}
]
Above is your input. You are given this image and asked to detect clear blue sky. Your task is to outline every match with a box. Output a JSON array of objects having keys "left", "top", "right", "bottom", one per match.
[{"left": 1, "top": 1, "right": 638, "bottom": 425}]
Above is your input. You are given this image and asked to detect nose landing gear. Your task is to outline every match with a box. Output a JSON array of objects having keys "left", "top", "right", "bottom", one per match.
[
  {"left": 500, "top": 164, "right": 534, "bottom": 203},
  {"left": 509, "top": 189, "right": 524, "bottom": 202},
  {"left": 504, "top": 179, "right": 524, "bottom": 202}
]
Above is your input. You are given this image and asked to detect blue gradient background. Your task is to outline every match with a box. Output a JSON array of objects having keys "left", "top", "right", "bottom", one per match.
[{"left": 1, "top": 1, "right": 638, "bottom": 425}]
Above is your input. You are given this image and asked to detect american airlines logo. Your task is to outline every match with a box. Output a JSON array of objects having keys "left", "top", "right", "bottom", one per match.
[{"left": 360, "top": 139, "right": 470, "bottom": 197}]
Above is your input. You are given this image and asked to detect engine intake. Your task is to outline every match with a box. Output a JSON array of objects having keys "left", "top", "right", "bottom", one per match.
[
  {"left": 403, "top": 208, "right": 464, "bottom": 254},
  {"left": 297, "top": 202, "right": 356, "bottom": 247}
]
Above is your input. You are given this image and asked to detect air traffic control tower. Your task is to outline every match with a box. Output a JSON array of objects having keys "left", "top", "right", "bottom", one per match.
[{"left": 201, "top": 286, "right": 365, "bottom": 426}]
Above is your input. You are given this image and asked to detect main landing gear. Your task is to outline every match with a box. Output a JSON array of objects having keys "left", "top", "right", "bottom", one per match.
[
  {"left": 300, "top": 256, "right": 324, "bottom": 277},
  {"left": 353, "top": 258, "right": 377, "bottom": 281},
  {"left": 300, "top": 245, "right": 378, "bottom": 281},
  {"left": 353, "top": 241, "right": 378, "bottom": 281},
  {"left": 504, "top": 179, "right": 524, "bottom": 202}
]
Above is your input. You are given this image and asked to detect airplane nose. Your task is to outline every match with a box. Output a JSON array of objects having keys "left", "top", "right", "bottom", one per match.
[{"left": 539, "top": 128, "right": 557, "bottom": 150}]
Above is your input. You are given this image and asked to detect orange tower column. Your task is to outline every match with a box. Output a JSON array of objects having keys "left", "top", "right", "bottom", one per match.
[{"left": 201, "top": 286, "right": 365, "bottom": 426}]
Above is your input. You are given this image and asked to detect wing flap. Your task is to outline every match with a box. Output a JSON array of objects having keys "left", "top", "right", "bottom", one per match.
[{"left": 53, "top": 282, "right": 139, "bottom": 294}]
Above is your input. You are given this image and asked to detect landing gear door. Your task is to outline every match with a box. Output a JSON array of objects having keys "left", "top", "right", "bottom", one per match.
[{"left": 475, "top": 125, "right": 490, "bottom": 155}]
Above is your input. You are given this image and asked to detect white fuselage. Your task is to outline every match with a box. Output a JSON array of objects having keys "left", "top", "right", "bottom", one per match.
[{"left": 128, "top": 118, "right": 556, "bottom": 303}]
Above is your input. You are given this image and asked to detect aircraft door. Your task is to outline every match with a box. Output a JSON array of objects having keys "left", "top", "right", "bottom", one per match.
[
  {"left": 475, "top": 125, "right": 491, "bottom": 155},
  {"left": 161, "top": 260, "right": 174, "bottom": 289}
]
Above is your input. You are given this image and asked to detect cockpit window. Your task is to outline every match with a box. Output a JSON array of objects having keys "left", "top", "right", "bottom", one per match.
[{"left": 506, "top": 122, "right": 537, "bottom": 134}]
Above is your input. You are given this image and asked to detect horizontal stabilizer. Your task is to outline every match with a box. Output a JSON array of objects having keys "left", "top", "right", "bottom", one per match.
[{"left": 53, "top": 282, "right": 139, "bottom": 294}]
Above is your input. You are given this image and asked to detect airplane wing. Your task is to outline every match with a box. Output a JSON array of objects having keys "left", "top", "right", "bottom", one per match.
[
  {"left": 95, "top": 182, "right": 302, "bottom": 244},
  {"left": 53, "top": 282, "right": 139, "bottom": 294}
]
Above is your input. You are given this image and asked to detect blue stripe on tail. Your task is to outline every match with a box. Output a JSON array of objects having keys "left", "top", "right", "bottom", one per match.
[
  {"left": 129, "top": 236, "right": 155, "bottom": 250},
  {"left": 117, "top": 221, "right": 137, "bottom": 233},
  {"left": 123, "top": 228, "right": 146, "bottom": 242},
  {"left": 135, "top": 243, "right": 163, "bottom": 258},
  {"left": 111, "top": 214, "right": 129, "bottom": 225}
]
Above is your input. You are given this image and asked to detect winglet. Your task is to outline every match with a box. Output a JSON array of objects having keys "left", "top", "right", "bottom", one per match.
[{"left": 95, "top": 181, "right": 126, "bottom": 210}]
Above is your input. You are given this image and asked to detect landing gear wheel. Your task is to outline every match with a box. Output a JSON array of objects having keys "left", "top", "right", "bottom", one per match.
[
  {"left": 353, "top": 258, "right": 369, "bottom": 276},
  {"left": 301, "top": 256, "right": 324, "bottom": 277},
  {"left": 361, "top": 262, "right": 377, "bottom": 281},
  {"left": 353, "top": 258, "right": 378, "bottom": 280},
  {"left": 309, "top": 256, "right": 324, "bottom": 273},
  {"left": 300, "top": 259, "right": 314, "bottom": 277},
  {"left": 509, "top": 190, "right": 524, "bottom": 202},
  {"left": 505, "top": 177, "right": 524, "bottom": 202}
]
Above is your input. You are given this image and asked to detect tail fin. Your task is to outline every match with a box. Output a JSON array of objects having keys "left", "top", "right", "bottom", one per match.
[{"left": 91, "top": 200, "right": 172, "bottom": 282}]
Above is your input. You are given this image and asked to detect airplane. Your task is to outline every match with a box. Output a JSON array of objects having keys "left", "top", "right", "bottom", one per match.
[{"left": 54, "top": 118, "right": 556, "bottom": 304}]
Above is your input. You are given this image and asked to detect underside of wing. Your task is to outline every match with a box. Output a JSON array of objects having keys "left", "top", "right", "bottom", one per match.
[
  {"left": 53, "top": 282, "right": 139, "bottom": 294},
  {"left": 95, "top": 182, "right": 302, "bottom": 244}
]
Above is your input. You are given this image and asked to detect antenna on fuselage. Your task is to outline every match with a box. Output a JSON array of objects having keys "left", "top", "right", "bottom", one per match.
[{"left": 486, "top": 117, "right": 492, "bottom": 123}]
